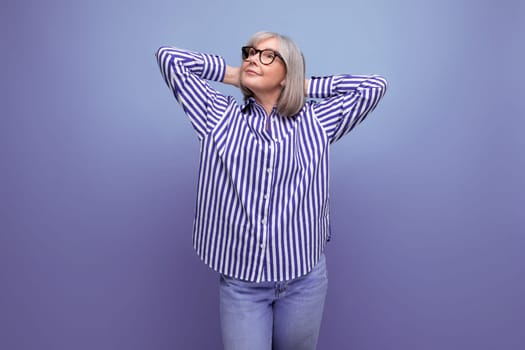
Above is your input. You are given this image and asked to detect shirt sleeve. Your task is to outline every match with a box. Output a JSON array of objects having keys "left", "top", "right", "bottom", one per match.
[
  {"left": 308, "top": 74, "right": 388, "bottom": 143},
  {"left": 155, "top": 46, "right": 229, "bottom": 140}
]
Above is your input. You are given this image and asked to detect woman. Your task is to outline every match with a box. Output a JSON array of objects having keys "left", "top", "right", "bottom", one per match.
[{"left": 156, "top": 31, "right": 387, "bottom": 350}]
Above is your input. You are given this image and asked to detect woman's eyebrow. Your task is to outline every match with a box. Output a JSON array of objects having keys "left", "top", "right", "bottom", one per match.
[{"left": 255, "top": 46, "right": 278, "bottom": 51}]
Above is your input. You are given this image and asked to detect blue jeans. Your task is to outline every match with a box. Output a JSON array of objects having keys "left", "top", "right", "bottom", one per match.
[{"left": 219, "top": 255, "right": 328, "bottom": 350}]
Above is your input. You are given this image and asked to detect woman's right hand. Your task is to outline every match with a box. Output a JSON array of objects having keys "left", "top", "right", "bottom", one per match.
[{"left": 223, "top": 65, "right": 241, "bottom": 87}]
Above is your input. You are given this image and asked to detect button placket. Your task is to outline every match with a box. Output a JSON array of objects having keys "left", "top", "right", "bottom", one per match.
[{"left": 260, "top": 141, "right": 275, "bottom": 251}]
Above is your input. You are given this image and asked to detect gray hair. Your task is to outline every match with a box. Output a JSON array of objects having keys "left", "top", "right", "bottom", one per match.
[{"left": 240, "top": 31, "right": 305, "bottom": 117}]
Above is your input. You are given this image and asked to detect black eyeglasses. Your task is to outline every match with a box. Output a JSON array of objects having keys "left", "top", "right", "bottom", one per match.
[{"left": 241, "top": 46, "right": 284, "bottom": 65}]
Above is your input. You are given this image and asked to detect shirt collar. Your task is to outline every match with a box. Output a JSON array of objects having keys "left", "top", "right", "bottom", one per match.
[{"left": 242, "top": 97, "right": 278, "bottom": 115}]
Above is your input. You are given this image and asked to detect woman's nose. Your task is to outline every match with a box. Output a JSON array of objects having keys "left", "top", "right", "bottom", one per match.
[{"left": 247, "top": 54, "right": 258, "bottom": 64}]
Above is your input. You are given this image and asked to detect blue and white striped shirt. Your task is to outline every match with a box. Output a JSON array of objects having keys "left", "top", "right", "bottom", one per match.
[{"left": 156, "top": 46, "right": 387, "bottom": 282}]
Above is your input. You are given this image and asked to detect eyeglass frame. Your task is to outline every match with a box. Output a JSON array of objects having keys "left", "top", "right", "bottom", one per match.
[{"left": 241, "top": 46, "right": 285, "bottom": 65}]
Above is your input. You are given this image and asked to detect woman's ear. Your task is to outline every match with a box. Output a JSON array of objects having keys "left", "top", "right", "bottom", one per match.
[{"left": 280, "top": 79, "right": 286, "bottom": 87}]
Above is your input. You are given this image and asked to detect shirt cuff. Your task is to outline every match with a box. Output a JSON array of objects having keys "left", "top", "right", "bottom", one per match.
[
  {"left": 200, "top": 53, "right": 226, "bottom": 82},
  {"left": 307, "top": 76, "right": 335, "bottom": 98}
]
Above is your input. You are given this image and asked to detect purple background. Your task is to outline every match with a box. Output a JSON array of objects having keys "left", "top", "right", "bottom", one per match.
[{"left": 3, "top": 0, "right": 524, "bottom": 349}]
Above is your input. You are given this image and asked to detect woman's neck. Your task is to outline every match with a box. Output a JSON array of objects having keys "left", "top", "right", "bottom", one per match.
[{"left": 254, "top": 91, "right": 280, "bottom": 116}]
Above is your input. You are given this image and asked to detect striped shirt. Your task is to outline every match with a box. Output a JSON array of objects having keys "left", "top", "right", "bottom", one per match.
[{"left": 156, "top": 46, "right": 387, "bottom": 282}]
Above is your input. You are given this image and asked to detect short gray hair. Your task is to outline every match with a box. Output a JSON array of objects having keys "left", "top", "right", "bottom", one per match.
[{"left": 240, "top": 31, "right": 305, "bottom": 117}]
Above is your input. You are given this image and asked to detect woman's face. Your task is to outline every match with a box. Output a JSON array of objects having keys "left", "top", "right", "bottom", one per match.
[{"left": 240, "top": 37, "right": 286, "bottom": 99}]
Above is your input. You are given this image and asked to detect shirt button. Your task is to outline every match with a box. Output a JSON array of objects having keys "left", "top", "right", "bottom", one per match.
[
  {"left": 260, "top": 243, "right": 265, "bottom": 249},
  {"left": 263, "top": 194, "right": 269, "bottom": 200},
  {"left": 261, "top": 219, "right": 267, "bottom": 225},
  {"left": 267, "top": 168, "right": 272, "bottom": 173}
]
